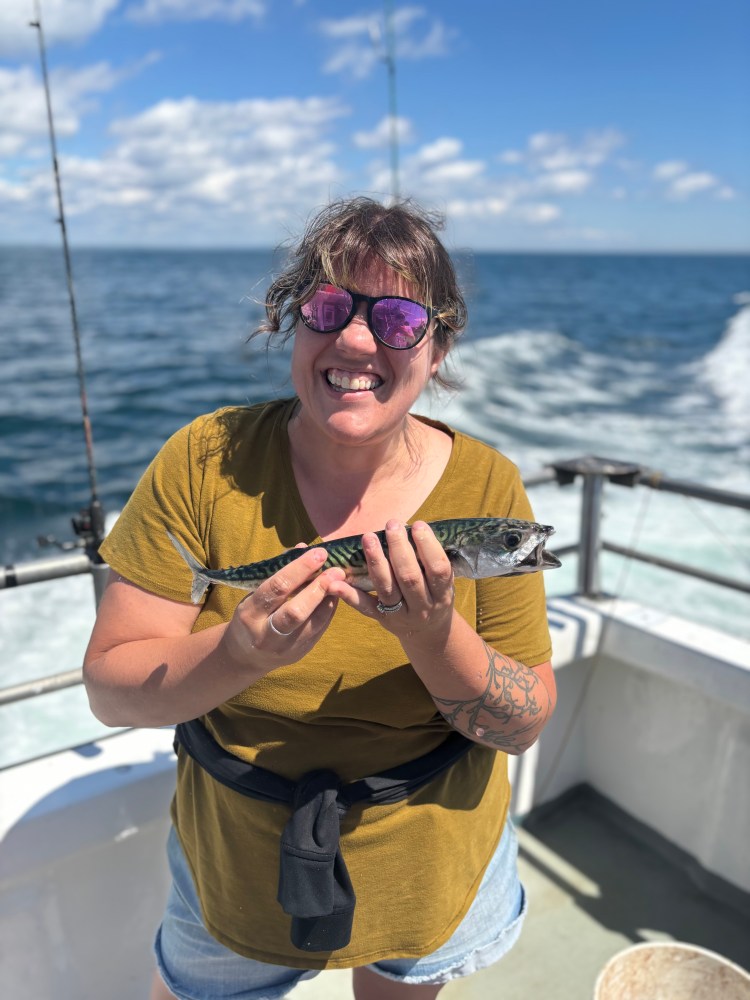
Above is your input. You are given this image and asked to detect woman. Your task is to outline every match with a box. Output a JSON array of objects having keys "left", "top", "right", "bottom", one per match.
[{"left": 83, "top": 197, "right": 556, "bottom": 1000}]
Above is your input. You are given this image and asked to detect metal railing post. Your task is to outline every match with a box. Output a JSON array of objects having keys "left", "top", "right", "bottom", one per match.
[
  {"left": 551, "top": 456, "right": 642, "bottom": 599},
  {"left": 91, "top": 560, "right": 109, "bottom": 607},
  {"left": 578, "top": 471, "right": 605, "bottom": 597}
]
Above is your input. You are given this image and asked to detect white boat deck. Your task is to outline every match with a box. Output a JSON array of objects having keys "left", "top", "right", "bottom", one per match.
[{"left": 290, "top": 787, "right": 750, "bottom": 999}]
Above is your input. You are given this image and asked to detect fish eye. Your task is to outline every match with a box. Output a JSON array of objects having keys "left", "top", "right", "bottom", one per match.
[{"left": 502, "top": 530, "right": 523, "bottom": 550}]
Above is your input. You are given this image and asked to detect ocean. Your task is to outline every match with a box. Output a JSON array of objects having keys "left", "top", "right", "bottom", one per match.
[{"left": 1, "top": 247, "right": 748, "bottom": 767}]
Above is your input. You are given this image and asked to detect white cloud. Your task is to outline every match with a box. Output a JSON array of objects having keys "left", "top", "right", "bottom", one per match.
[
  {"left": 319, "top": 6, "right": 454, "bottom": 80},
  {"left": 0, "top": 0, "right": 118, "bottom": 57},
  {"left": 515, "top": 203, "right": 561, "bottom": 224},
  {"left": 363, "top": 129, "right": 605, "bottom": 232},
  {"left": 352, "top": 116, "right": 414, "bottom": 150},
  {"left": 653, "top": 160, "right": 688, "bottom": 180},
  {"left": 126, "top": 0, "right": 265, "bottom": 24},
  {"left": 652, "top": 160, "right": 731, "bottom": 200},
  {"left": 446, "top": 197, "right": 510, "bottom": 218},
  {"left": 390, "top": 136, "right": 484, "bottom": 190},
  {"left": 0, "top": 93, "right": 350, "bottom": 240},
  {"left": 533, "top": 169, "right": 592, "bottom": 194},
  {"left": 524, "top": 128, "right": 625, "bottom": 171},
  {"left": 415, "top": 137, "right": 463, "bottom": 165},
  {"left": 667, "top": 171, "right": 719, "bottom": 199},
  {"left": 423, "top": 159, "right": 484, "bottom": 183},
  {"left": 318, "top": 12, "right": 380, "bottom": 40},
  {"left": 0, "top": 59, "right": 142, "bottom": 158}
]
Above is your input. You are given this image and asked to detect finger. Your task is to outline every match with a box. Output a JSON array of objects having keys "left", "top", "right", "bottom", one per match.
[
  {"left": 307, "top": 593, "right": 340, "bottom": 633},
  {"left": 251, "top": 547, "right": 328, "bottom": 616},
  {"left": 362, "top": 530, "right": 402, "bottom": 604},
  {"left": 409, "top": 522, "right": 454, "bottom": 599},
  {"left": 265, "top": 567, "right": 344, "bottom": 636},
  {"left": 381, "top": 520, "right": 428, "bottom": 603},
  {"left": 327, "top": 577, "right": 381, "bottom": 618}
]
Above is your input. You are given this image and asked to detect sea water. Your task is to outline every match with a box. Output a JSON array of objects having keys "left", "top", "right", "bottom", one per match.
[{"left": 1, "top": 248, "right": 748, "bottom": 767}]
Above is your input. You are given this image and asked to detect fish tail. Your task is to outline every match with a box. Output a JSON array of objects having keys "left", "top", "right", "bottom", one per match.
[{"left": 167, "top": 531, "right": 212, "bottom": 604}]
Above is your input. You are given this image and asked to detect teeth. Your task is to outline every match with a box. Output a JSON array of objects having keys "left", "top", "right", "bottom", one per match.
[{"left": 326, "top": 371, "right": 381, "bottom": 391}]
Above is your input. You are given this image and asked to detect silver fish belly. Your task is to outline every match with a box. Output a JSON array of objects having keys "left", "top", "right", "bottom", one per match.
[{"left": 168, "top": 517, "right": 561, "bottom": 605}]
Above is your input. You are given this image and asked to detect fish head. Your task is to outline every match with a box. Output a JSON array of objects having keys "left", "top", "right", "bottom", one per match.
[{"left": 443, "top": 518, "right": 561, "bottom": 579}]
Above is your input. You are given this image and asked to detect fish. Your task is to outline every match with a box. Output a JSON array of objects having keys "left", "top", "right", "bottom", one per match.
[{"left": 168, "top": 518, "right": 560, "bottom": 605}]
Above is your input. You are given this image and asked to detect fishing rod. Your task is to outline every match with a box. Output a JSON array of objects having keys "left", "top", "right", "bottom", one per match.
[
  {"left": 369, "top": 1, "right": 400, "bottom": 202},
  {"left": 383, "top": 0, "right": 400, "bottom": 202},
  {"left": 29, "top": 1, "right": 106, "bottom": 562}
]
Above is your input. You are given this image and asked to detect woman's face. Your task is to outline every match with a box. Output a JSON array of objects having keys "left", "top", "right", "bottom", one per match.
[{"left": 290, "top": 259, "right": 445, "bottom": 451}]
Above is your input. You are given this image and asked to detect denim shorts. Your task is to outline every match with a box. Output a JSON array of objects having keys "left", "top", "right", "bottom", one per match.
[{"left": 154, "top": 819, "right": 527, "bottom": 1000}]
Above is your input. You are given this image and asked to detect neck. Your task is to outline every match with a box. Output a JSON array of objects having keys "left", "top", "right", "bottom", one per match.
[{"left": 287, "top": 408, "right": 425, "bottom": 501}]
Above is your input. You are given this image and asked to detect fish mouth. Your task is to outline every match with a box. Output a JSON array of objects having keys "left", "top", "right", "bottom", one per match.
[{"left": 520, "top": 544, "right": 561, "bottom": 571}]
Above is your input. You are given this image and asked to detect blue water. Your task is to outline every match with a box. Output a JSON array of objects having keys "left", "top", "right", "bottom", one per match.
[{"left": 1, "top": 247, "right": 749, "bottom": 765}]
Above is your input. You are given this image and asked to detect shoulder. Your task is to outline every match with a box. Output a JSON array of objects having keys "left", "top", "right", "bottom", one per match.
[
  {"left": 185, "top": 399, "right": 293, "bottom": 443},
  {"left": 415, "top": 413, "right": 522, "bottom": 481},
  {"left": 414, "top": 414, "right": 531, "bottom": 519},
  {"left": 161, "top": 400, "right": 295, "bottom": 465}
]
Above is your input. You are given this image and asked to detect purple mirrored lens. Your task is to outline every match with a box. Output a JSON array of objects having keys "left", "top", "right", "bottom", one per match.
[
  {"left": 372, "top": 298, "right": 428, "bottom": 348},
  {"left": 300, "top": 285, "right": 353, "bottom": 331}
]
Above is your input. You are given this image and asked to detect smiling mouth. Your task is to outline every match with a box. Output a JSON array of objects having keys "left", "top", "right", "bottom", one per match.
[{"left": 326, "top": 369, "right": 383, "bottom": 392}]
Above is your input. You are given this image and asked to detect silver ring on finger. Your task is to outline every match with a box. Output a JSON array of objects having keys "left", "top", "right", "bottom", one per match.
[
  {"left": 376, "top": 598, "right": 404, "bottom": 615},
  {"left": 267, "top": 614, "right": 294, "bottom": 637}
]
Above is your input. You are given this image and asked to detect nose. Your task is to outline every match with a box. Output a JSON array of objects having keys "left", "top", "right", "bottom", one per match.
[{"left": 335, "top": 305, "right": 378, "bottom": 353}]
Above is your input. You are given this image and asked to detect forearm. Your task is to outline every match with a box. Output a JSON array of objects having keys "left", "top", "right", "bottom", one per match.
[
  {"left": 83, "top": 624, "right": 260, "bottom": 729},
  {"left": 84, "top": 551, "right": 342, "bottom": 730},
  {"left": 401, "top": 612, "right": 555, "bottom": 754}
]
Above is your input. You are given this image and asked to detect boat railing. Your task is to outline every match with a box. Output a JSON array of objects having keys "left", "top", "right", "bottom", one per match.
[{"left": 1, "top": 456, "right": 748, "bottom": 707}]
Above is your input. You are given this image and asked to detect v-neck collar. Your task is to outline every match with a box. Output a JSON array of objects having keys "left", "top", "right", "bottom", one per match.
[{"left": 275, "top": 397, "right": 462, "bottom": 543}]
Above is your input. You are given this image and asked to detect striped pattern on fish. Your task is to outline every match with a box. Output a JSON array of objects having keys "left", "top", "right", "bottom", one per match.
[{"left": 168, "top": 517, "right": 561, "bottom": 605}]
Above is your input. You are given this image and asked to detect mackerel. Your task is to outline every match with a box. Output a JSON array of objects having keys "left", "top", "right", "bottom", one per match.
[{"left": 168, "top": 517, "right": 561, "bottom": 605}]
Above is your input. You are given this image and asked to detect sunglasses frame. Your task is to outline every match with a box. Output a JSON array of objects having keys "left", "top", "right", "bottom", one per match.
[{"left": 299, "top": 283, "right": 435, "bottom": 350}]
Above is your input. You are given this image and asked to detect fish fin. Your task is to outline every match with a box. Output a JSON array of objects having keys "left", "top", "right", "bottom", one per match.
[{"left": 167, "top": 531, "right": 211, "bottom": 604}]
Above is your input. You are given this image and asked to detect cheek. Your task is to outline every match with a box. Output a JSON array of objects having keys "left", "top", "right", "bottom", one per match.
[
  {"left": 289, "top": 333, "right": 312, "bottom": 394},
  {"left": 291, "top": 326, "right": 317, "bottom": 369}
]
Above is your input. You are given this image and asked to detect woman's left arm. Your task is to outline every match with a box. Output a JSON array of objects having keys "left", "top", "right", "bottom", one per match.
[
  {"left": 400, "top": 614, "right": 556, "bottom": 754},
  {"left": 329, "top": 519, "right": 556, "bottom": 754}
]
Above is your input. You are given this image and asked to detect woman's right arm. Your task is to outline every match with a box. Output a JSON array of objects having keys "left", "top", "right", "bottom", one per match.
[{"left": 83, "top": 548, "right": 343, "bottom": 728}]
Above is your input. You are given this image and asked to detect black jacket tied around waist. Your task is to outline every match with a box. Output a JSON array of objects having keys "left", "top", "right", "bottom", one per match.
[{"left": 173, "top": 718, "right": 474, "bottom": 952}]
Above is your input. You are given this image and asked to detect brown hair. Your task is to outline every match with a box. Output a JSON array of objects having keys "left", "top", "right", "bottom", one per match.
[{"left": 253, "top": 196, "right": 467, "bottom": 390}]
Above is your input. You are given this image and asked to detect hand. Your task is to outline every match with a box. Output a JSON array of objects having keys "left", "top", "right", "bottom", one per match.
[
  {"left": 329, "top": 520, "right": 455, "bottom": 638},
  {"left": 219, "top": 546, "right": 345, "bottom": 676}
]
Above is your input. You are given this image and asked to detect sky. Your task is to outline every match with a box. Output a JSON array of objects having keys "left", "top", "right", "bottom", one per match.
[{"left": 0, "top": 0, "right": 748, "bottom": 252}]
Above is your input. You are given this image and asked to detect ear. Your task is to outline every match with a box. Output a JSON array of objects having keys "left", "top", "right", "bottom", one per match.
[{"left": 429, "top": 343, "right": 447, "bottom": 377}]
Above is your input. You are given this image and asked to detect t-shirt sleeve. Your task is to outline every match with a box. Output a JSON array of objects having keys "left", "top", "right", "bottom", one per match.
[
  {"left": 474, "top": 464, "right": 553, "bottom": 668},
  {"left": 98, "top": 421, "right": 206, "bottom": 603}
]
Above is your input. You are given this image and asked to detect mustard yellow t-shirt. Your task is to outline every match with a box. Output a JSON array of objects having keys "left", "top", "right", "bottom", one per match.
[{"left": 100, "top": 399, "right": 552, "bottom": 968}]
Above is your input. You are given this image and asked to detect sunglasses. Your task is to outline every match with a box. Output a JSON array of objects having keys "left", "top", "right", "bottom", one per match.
[{"left": 299, "top": 283, "right": 434, "bottom": 350}]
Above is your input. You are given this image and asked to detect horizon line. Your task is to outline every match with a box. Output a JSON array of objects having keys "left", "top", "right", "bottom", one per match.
[{"left": 2, "top": 243, "right": 749, "bottom": 257}]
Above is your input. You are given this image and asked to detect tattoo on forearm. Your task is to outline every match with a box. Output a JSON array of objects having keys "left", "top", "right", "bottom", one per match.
[{"left": 433, "top": 642, "right": 549, "bottom": 751}]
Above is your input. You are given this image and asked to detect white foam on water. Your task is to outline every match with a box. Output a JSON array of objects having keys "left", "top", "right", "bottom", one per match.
[
  {"left": 0, "top": 574, "right": 116, "bottom": 767},
  {"left": 693, "top": 298, "right": 750, "bottom": 451}
]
